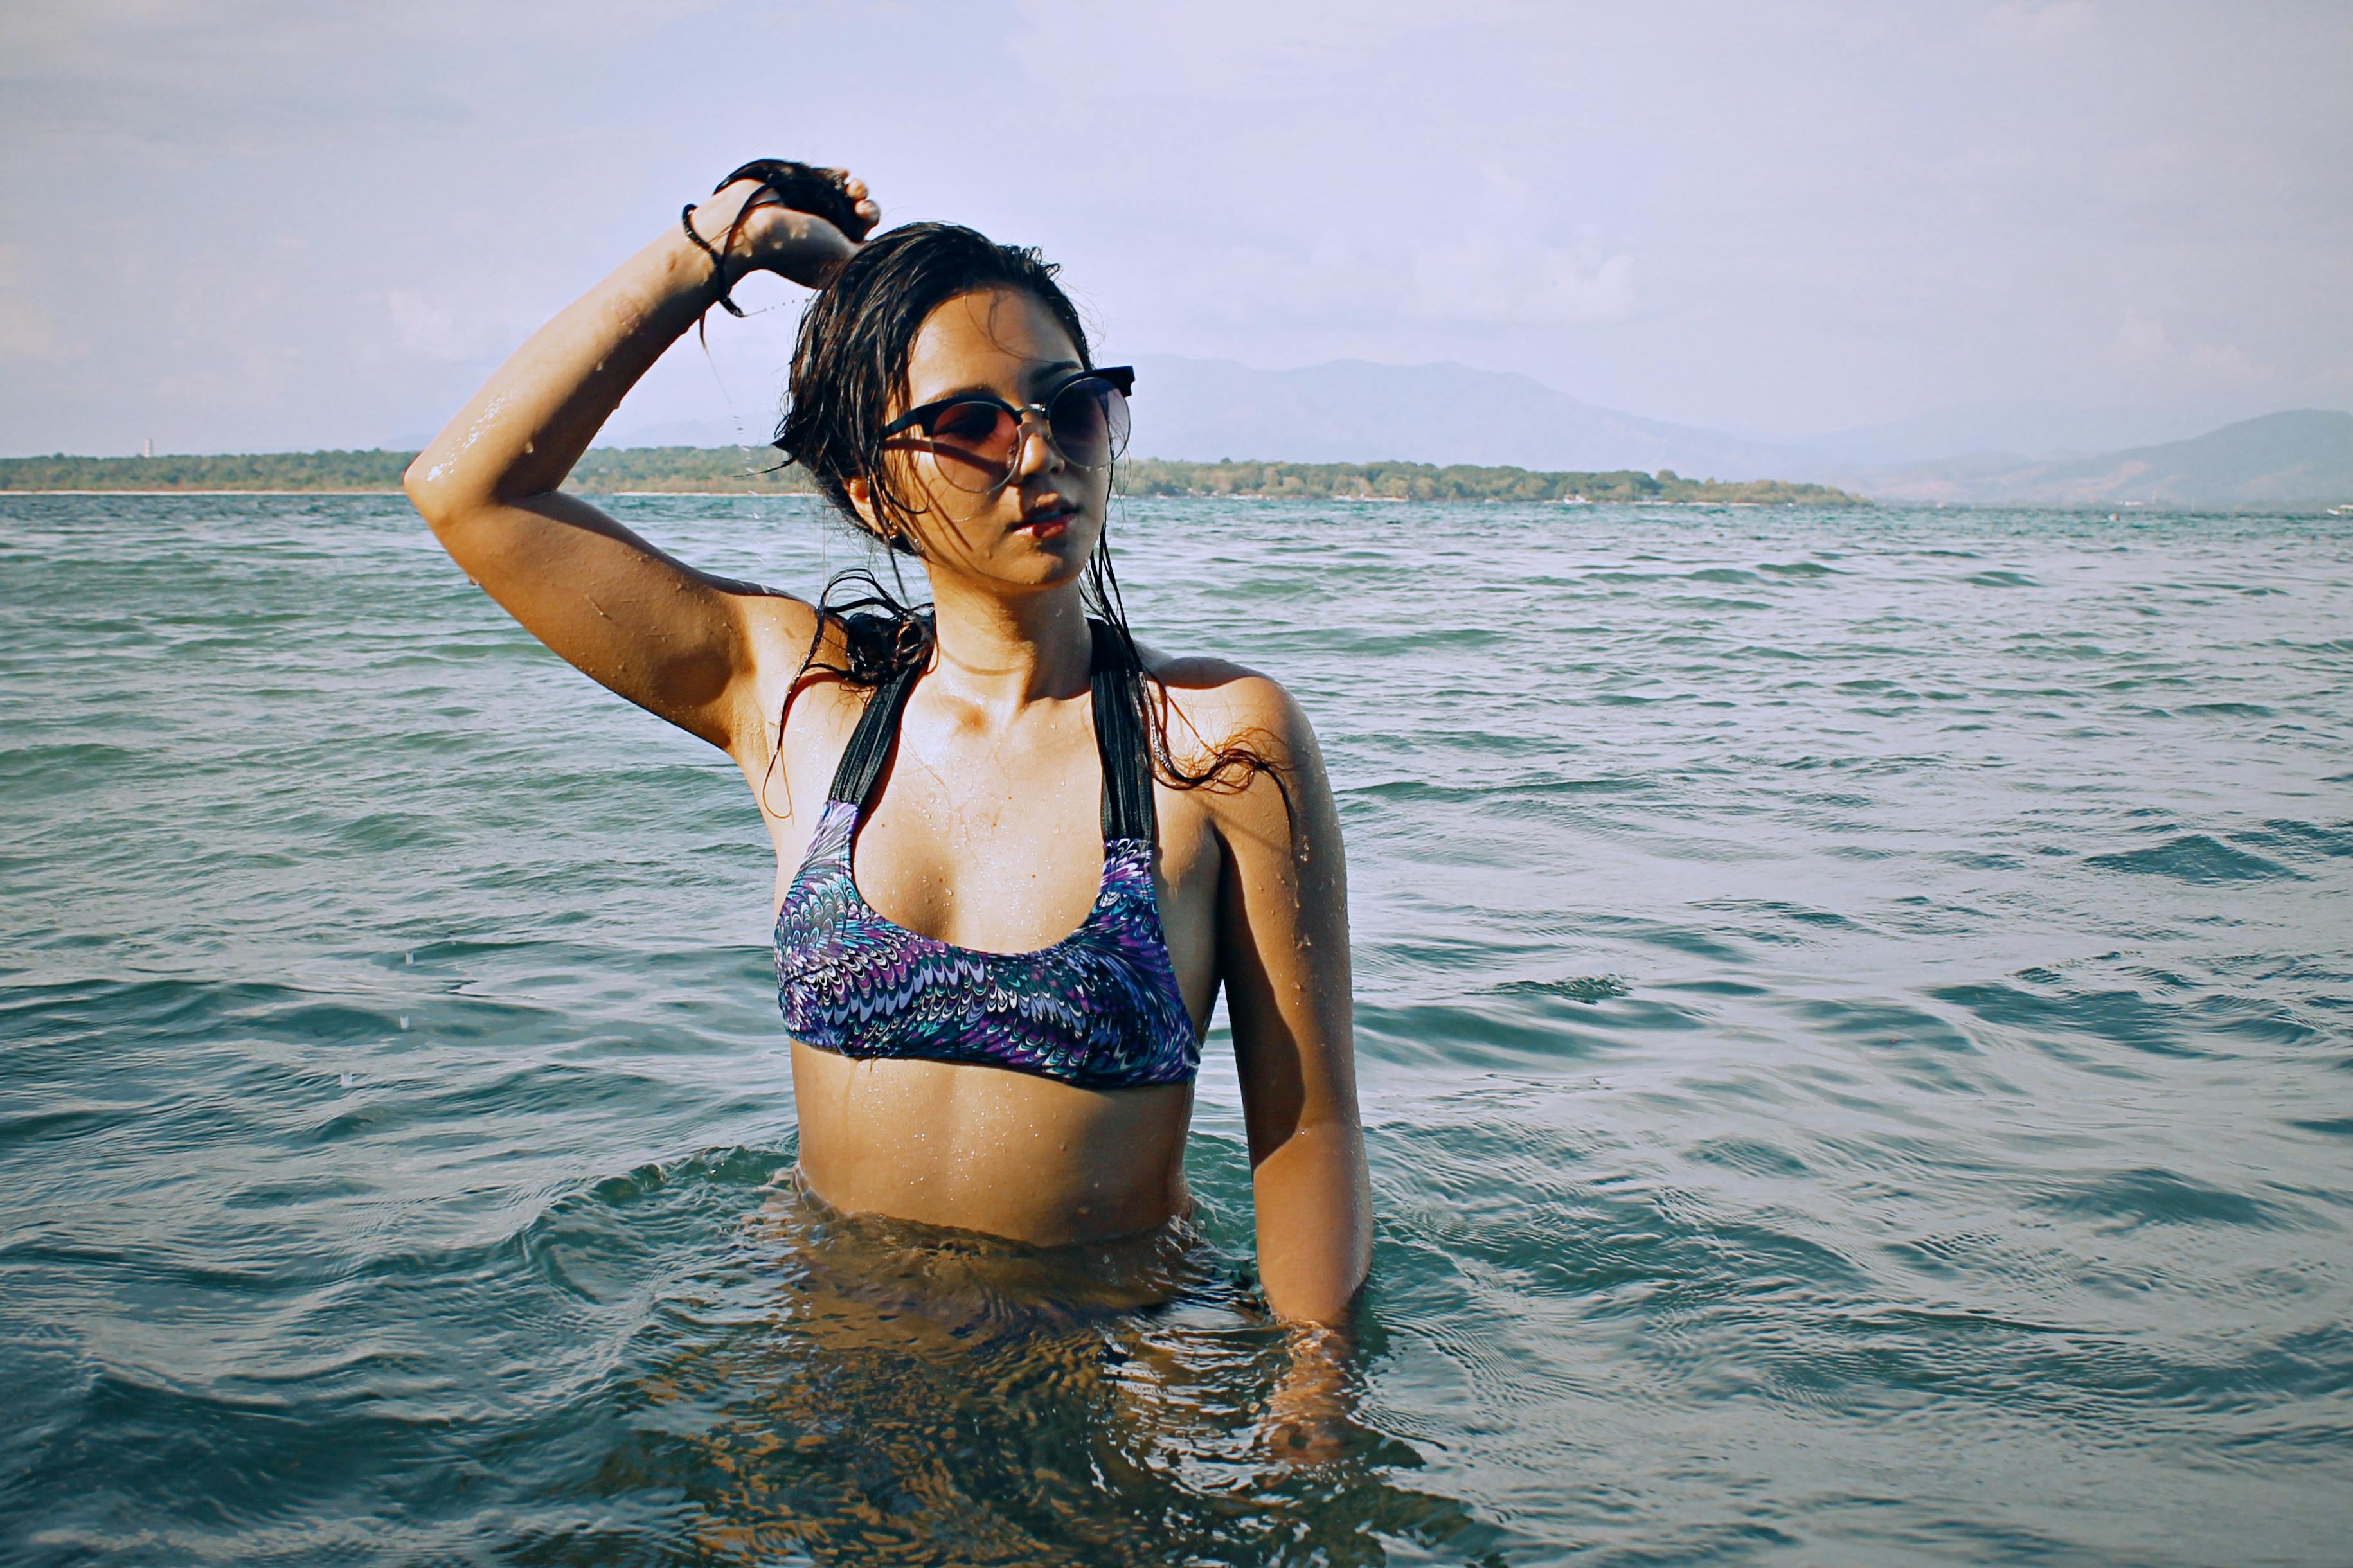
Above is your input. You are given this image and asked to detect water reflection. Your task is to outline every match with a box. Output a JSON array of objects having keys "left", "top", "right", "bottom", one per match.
[{"left": 613, "top": 1175, "right": 1479, "bottom": 1566}]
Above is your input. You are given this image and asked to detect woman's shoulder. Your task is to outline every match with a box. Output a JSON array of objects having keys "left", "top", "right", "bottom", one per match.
[
  {"left": 724, "top": 590, "right": 877, "bottom": 772},
  {"left": 1136, "top": 642, "right": 1341, "bottom": 871},
  {"left": 728, "top": 577, "right": 828, "bottom": 659},
  {"left": 1136, "top": 643, "right": 1323, "bottom": 777}
]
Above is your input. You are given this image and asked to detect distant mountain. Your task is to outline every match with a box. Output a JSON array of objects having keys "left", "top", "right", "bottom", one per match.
[
  {"left": 1125, "top": 355, "right": 1819, "bottom": 481},
  {"left": 1792, "top": 400, "right": 2234, "bottom": 467},
  {"left": 1854, "top": 410, "right": 2352, "bottom": 507},
  {"left": 586, "top": 355, "right": 1830, "bottom": 481}
]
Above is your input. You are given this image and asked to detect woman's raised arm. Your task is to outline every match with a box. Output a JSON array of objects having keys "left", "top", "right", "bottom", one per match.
[{"left": 402, "top": 174, "right": 875, "bottom": 754}]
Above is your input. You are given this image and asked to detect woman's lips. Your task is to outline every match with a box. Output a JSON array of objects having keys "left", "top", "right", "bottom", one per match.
[{"left": 1018, "top": 508, "right": 1074, "bottom": 538}]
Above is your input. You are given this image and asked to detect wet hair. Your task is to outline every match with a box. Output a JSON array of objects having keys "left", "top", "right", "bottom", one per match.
[
  {"left": 767, "top": 221, "right": 1285, "bottom": 817},
  {"left": 776, "top": 222, "right": 1084, "bottom": 567}
]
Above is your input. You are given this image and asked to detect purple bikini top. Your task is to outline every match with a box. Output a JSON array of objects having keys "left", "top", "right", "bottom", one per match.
[{"left": 773, "top": 623, "right": 1199, "bottom": 1089}]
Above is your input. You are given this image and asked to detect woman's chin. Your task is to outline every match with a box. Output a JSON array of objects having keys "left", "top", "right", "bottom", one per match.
[
  {"left": 999, "top": 524, "right": 1099, "bottom": 579},
  {"left": 935, "top": 551, "right": 1090, "bottom": 598},
  {"left": 922, "top": 513, "right": 1103, "bottom": 594}
]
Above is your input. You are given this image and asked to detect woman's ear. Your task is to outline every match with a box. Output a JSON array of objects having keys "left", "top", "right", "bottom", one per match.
[{"left": 845, "top": 474, "right": 922, "bottom": 556}]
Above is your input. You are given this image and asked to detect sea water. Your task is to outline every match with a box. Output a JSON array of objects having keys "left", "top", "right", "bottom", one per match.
[{"left": 1, "top": 493, "right": 2347, "bottom": 1565}]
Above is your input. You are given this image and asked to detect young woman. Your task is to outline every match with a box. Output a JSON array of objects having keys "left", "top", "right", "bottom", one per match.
[{"left": 404, "top": 164, "right": 1370, "bottom": 1332}]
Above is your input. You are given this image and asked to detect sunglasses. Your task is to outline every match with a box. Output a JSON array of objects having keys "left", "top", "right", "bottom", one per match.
[{"left": 879, "top": 366, "right": 1134, "bottom": 494}]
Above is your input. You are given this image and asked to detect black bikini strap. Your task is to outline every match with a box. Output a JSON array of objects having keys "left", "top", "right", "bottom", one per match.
[
  {"left": 825, "top": 654, "right": 925, "bottom": 808},
  {"left": 1091, "top": 621, "right": 1158, "bottom": 845},
  {"left": 826, "top": 624, "right": 1154, "bottom": 844}
]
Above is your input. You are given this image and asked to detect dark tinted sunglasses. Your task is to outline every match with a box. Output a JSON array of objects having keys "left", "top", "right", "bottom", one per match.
[{"left": 879, "top": 366, "right": 1134, "bottom": 494}]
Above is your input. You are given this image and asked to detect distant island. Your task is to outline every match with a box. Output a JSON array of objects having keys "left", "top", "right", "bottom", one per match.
[
  {"left": 0, "top": 447, "right": 807, "bottom": 495},
  {"left": 0, "top": 448, "right": 1865, "bottom": 504},
  {"left": 1118, "top": 459, "right": 1860, "bottom": 504}
]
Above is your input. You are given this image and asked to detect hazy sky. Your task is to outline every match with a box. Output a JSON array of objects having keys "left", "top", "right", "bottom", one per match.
[{"left": 3, "top": 0, "right": 2346, "bottom": 456}]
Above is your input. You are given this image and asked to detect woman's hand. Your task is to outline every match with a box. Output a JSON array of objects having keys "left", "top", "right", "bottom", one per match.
[
  {"left": 690, "top": 170, "right": 880, "bottom": 292},
  {"left": 1262, "top": 1324, "right": 1362, "bottom": 1465}
]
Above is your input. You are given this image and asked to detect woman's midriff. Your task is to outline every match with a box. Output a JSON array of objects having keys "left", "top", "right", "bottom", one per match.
[{"left": 788, "top": 1042, "right": 1196, "bottom": 1247}]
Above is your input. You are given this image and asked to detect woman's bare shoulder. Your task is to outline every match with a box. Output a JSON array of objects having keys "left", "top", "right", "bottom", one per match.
[
  {"left": 721, "top": 575, "right": 828, "bottom": 656},
  {"left": 1136, "top": 644, "right": 1322, "bottom": 780},
  {"left": 721, "top": 587, "right": 861, "bottom": 767}
]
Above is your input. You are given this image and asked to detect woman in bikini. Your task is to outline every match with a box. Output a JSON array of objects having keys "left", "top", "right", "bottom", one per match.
[{"left": 403, "top": 165, "right": 1369, "bottom": 1355}]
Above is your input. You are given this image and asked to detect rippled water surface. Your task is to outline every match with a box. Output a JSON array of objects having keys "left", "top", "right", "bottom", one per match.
[{"left": 3, "top": 494, "right": 2349, "bottom": 1565}]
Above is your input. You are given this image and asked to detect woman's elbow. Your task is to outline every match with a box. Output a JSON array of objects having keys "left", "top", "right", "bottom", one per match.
[
  {"left": 402, "top": 451, "right": 483, "bottom": 537},
  {"left": 402, "top": 452, "right": 451, "bottom": 526}
]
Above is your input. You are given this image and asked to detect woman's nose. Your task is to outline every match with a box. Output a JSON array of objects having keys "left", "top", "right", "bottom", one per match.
[{"left": 1010, "top": 409, "right": 1064, "bottom": 478}]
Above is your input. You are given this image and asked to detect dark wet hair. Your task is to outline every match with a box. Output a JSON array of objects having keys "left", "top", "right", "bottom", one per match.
[
  {"left": 776, "top": 222, "right": 1086, "bottom": 564},
  {"left": 767, "top": 221, "right": 1284, "bottom": 815}
]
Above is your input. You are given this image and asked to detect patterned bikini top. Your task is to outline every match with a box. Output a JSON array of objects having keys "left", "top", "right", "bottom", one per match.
[{"left": 773, "top": 622, "right": 1199, "bottom": 1090}]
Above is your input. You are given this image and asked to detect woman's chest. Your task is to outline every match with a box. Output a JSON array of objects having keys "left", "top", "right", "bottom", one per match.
[{"left": 755, "top": 706, "right": 1225, "bottom": 1029}]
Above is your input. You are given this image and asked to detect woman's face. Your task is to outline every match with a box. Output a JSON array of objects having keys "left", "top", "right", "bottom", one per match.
[{"left": 856, "top": 285, "right": 1109, "bottom": 596}]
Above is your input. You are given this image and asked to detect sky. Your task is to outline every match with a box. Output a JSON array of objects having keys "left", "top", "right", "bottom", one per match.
[{"left": 2, "top": 0, "right": 2347, "bottom": 457}]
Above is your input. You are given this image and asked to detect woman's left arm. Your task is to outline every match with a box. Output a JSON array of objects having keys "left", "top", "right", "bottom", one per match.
[{"left": 1201, "top": 672, "right": 1372, "bottom": 1325}]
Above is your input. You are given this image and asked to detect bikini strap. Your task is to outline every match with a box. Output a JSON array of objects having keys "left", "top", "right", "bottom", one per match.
[
  {"left": 1090, "top": 621, "right": 1158, "bottom": 845},
  {"left": 825, "top": 653, "right": 925, "bottom": 808},
  {"left": 825, "top": 623, "right": 1155, "bottom": 846}
]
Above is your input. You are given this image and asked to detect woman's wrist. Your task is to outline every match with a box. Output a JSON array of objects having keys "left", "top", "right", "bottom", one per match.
[{"left": 677, "top": 203, "right": 745, "bottom": 316}]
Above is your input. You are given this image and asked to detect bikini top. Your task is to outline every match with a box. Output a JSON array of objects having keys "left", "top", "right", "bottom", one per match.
[{"left": 773, "top": 621, "right": 1199, "bottom": 1090}]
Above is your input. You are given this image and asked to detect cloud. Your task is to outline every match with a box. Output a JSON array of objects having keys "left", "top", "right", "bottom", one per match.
[
  {"left": 1409, "top": 242, "right": 1636, "bottom": 326},
  {"left": 1976, "top": 0, "right": 2097, "bottom": 49},
  {"left": 3, "top": 0, "right": 2348, "bottom": 450},
  {"left": 1140, "top": 224, "right": 1636, "bottom": 341},
  {"left": 0, "top": 245, "right": 75, "bottom": 363},
  {"left": 1006, "top": 0, "right": 1450, "bottom": 97},
  {"left": 378, "top": 289, "right": 499, "bottom": 364},
  {"left": 2112, "top": 310, "right": 2259, "bottom": 392},
  {"left": 0, "top": 0, "right": 734, "bottom": 152},
  {"left": 1417, "top": 167, "right": 1638, "bottom": 325},
  {"left": 1149, "top": 159, "right": 1638, "bottom": 336}
]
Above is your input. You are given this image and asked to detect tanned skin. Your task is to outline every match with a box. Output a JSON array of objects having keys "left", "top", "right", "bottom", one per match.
[{"left": 404, "top": 174, "right": 1371, "bottom": 1443}]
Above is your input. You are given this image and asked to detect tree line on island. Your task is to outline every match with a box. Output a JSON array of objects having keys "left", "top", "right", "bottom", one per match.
[
  {"left": 0, "top": 448, "right": 1864, "bottom": 505},
  {"left": 1117, "top": 459, "right": 1858, "bottom": 504}
]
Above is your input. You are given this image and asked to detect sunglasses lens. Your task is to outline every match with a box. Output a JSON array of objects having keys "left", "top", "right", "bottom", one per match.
[
  {"left": 924, "top": 400, "right": 1021, "bottom": 492},
  {"left": 1048, "top": 377, "right": 1129, "bottom": 469}
]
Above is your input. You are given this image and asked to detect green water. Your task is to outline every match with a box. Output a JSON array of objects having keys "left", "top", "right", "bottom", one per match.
[{"left": 2, "top": 494, "right": 2347, "bottom": 1565}]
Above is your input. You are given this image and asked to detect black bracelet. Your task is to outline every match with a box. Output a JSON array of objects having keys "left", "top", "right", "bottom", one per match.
[{"left": 679, "top": 203, "right": 745, "bottom": 318}]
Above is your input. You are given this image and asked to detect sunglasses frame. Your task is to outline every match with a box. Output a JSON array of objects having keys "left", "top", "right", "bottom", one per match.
[{"left": 878, "top": 366, "right": 1136, "bottom": 489}]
